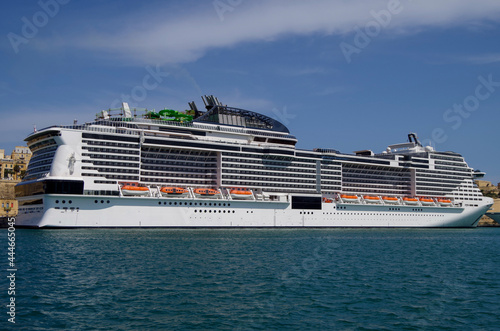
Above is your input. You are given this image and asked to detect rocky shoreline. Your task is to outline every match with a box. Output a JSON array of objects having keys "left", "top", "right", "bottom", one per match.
[{"left": 478, "top": 198, "right": 500, "bottom": 227}]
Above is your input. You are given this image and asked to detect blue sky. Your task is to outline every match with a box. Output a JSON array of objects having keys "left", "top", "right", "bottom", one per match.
[{"left": 1, "top": 0, "right": 500, "bottom": 184}]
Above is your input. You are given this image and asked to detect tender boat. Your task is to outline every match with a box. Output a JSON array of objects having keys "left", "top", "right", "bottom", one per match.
[
  {"left": 403, "top": 197, "right": 419, "bottom": 205},
  {"left": 160, "top": 187, "right": 189, "bottom": 197},
  {"left": 363, "top": 195, "right": 382, "bottom": 204},
  {"left": 229, "top": 188, "right": 253, "bottom": 200},
  {"left": 193, "top": 188, "right": 221, "bottom": 198},
  {"left": 419, "top": 197, "right": 435, "bottom": 206},
  {"left": 382, "top": 196, "right": 400, "bottom": 204},
  {"left": 121, "top": 182, "right": 150, "bottom": 196},
  {"left": 437, "top": 198, "right": 453, "bottom": 206},
  {"left": 340, "top": 194, "right": 359, "bottom": 203}
]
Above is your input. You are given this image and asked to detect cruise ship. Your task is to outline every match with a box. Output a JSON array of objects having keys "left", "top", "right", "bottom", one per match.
[{"left": 15, "top": 96, "right": 493, "bottom": 228}]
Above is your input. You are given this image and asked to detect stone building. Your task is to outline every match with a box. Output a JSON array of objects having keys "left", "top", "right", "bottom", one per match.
[
  {"left": 475, "top": 179, "right": 499, "bottom": 197},
  {"left": 0, "top": 179, "right": 18, "bottom": 217},
  {"left": 0, "top": 146, "right": 32, "bottom": 180}
]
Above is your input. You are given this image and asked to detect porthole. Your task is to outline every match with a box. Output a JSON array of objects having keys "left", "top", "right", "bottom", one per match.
[
  {"left": 62, "top": 200, "right": 66, "bottom": 204},
  {"left": 55, "top": 200, "right": 59, "bottom": 204}
]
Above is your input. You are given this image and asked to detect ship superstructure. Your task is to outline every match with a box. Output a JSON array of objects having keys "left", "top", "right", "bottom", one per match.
[{"left": 15, "top": 96, "right": 493, "bottom": 228}]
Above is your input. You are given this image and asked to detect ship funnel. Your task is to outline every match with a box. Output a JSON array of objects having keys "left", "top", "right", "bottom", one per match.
[
  {"left": 202, "top": 95, "right": 223, "bottom": 110},
  {"left": 189, "top": 101, "right": 203, "bottom": 119}
]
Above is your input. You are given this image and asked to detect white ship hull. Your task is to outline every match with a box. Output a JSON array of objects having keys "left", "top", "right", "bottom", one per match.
[{"left": 16, "top": 194, "right": 490, "bottom": 228}]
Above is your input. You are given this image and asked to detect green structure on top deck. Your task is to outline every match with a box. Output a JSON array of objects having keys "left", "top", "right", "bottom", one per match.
[{"left": 145, "top": 109, "right": 194, "bottom": 122}]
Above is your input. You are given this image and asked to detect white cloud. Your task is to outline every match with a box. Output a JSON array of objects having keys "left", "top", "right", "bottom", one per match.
[
  {"left": 215, "top": 89, "right": 275, "bottom": 112},
  {"left": 279, "top": 67, "right": 333, "bottom": 76},
  {"left": 44, "top": 0, "right": 500, "bottom": 65},
  {"left": 462, "top": 53, "right": 500, "bottom": 64},
  {"left": 315, "top": 86, "right": 349, "bottom": 96},
  {"left": 0, "top": 82, "right": 21, "bottom": 98},
  {"left": 0, "top": 105, "right": 97, "bottom": 147}
]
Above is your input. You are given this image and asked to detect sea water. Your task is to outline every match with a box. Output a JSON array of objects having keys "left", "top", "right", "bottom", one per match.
[{"left": 2, "top": 227, "right": 500, "bottom": 330}]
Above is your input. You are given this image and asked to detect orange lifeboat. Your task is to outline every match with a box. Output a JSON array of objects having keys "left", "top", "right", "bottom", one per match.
[
  {"left": 419, "top": 197, "right": 435, "bottom": 206},
  {"left": 322, "top": 197, "right": 333, "bottom": 203},
  {"left": 229, "top": 187, "right": 253, "bottom": 200},
  {"left": 194, "top": 188, "right": 220, "bottom": 198},
  {"left": 363, "top": 196, "right": 381, "bottom": 204},
  {"left": 437, "top": 198, "right": 452, "bottom": 206},
  {"left": 160, "top": 187, "right": 188, "bottom": 196},
  {"left": 120, "top": 182, "right": 149, "bottom": 196},
  {"left": 403, "top": 197, "right": 419, "bottom": 205},
  {"left": 382, "top": 196, "right": 399, "bottom": 204},
  {"left": 340, "top": 194, "right": 359, "bottom": 203}
]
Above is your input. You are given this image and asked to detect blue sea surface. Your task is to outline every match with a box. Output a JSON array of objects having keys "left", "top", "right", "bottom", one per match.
[{"left": 2, "top": 227, "right": 500, "bottom": 330}]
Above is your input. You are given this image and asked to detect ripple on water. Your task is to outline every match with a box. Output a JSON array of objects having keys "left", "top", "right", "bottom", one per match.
[{"left": 6, "top": 227, "right": 500, "bottom": 330}]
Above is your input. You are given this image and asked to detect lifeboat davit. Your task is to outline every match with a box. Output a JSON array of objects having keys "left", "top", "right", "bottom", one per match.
[
  {"left": 382, "top": 196, "right": 400, "bottom": 204},
  {"left": 160, "top": 187, "right": 189, "bottom": 197},
  {"left": 363, "top": 196, "right": 381, "bottom": 204},
  {"left": 340, "top": 194, "right": 359, "bottom": 203},
  {"left": 403, "top": 197, "right": 419, "bottom": 205},
  {"left": 437, "top": 198, "right": 453, "bottom": 206},
  {"left": 229, "top": 188, "right": 253, "bottom": 200},
  {"left": 419, "top": 197, "right": 435, "bottom": 206},
  {"left": 194, "top": 188, "right": 221, "bottom": 198},
  {"left": 121, "top": 182, "right": 149, "bottom": 196}
]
